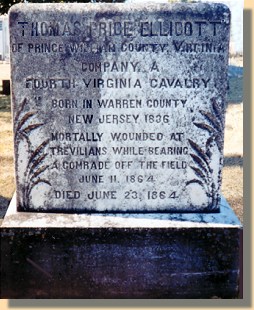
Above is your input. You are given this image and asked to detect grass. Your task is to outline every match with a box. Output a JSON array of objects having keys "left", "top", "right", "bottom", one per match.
[
  {"left": 0, "top": 95, "right": 11, "bottom": 112},
  {"left": 222, "top": 157, "right": 243, "bottom": 223},
  {"left": 0, "top": 95, "right": 15, "bottom": 217}
]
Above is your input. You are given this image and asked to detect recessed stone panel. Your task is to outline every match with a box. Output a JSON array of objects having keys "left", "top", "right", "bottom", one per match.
[{"left": 9, "top": 3, "right": 230, "bottom": 212}]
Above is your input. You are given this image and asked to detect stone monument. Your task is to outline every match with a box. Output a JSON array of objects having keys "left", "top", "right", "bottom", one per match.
[{"left": 1, "top": 3, "right": 242, "bottom": 298}]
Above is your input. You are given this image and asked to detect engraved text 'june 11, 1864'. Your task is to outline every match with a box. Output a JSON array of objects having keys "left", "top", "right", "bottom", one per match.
[{"left": 10, "top": 3, "right": 230, "bottom": 212}]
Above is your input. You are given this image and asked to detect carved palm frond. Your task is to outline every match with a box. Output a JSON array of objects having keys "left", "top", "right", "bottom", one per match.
[
  {"left": 188, "top": 139, "right": 209, "bottom": 166},
  {"left": 189, "top": 153, "right": 209, "bottom": 176},
  {"left": 29, "top": 153, "right": 48, "bottom": 176},
  {"left": 16, "top": 111, "right": 36, "bottom": 132},
  {"left": 187, "top": 98, "right": 224, "bottom": 208},
  {"left": 27, "top": 139, "right": 50, "bottom": 169},
  {"left": 211, "top": 98, "right": 224, "bottom": 124},
  {"left": 14, "top": 98, "right": 51, "bottom": 209},
  {"left": 22, "top": 123, "right": 44, "bottom": 134},
  {"left": 215, "top": 135, "right": 223, "bottom": 152},
  {"left": 30, "top": 165, "right": 50, "bottom": 182},
  {"left": 193, "top": 122, "right": 215, "bottom": 134},
  {"left": 205, "top": 136, "right": 214, "bottom": 158},
  {"left": 189, "top": 166, "right": 206, "bottom": 181},
  {"left": 199, "top": 110, "right": 221, "bottom": 132},
  {"left": 186, "top": 179, "right": 204, "bottom": 187},
  {"left": 14, "top": 98, "right": 28, "bottom": 123}
]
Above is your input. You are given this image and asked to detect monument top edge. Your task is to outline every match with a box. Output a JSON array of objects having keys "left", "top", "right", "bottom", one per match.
[{"left": 8, "top": 2, "right": 230, "bottom": 15}]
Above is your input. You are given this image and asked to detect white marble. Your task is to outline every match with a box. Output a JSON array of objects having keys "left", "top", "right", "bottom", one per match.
[
  {"left": 10, "top": 3, "right": 230, "bottom": 212},
  {"left": 1, "top": 193, "right": 242, "bottom": 228}
]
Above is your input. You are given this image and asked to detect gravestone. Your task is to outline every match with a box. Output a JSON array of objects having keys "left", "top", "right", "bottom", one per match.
[
  {"left": 1, "top": 3, "right": 242, "bottom": 299},
  {"left": 9, "top": 2, "right": 230, "bottom": 213},
  {"left": 2, "top": 80, "right": 10, "bottom": 95}
]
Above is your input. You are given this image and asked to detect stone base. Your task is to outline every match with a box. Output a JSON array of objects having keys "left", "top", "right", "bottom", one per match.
[{"left": 1, "top": 194, "right": 242, "bottom": 299}]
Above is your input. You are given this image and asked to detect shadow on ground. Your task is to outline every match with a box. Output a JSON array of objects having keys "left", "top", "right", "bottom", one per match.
[
  {"left": 223, "top": 156, "right": 243, "bottom": 167},
  {"left": 227, "top": 65, "right": 243, "bottom": 104},
  {"left": 0, "top": 195, "right": 10, "bottom": 218}
]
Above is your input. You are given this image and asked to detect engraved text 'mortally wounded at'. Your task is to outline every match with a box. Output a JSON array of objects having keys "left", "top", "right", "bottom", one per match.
[{"left": 10, "top": 3, "right": 230, "bottom": 212}]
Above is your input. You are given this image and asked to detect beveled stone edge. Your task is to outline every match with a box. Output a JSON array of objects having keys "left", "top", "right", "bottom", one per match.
[
  {"left": 8, "top": 2, "right": 231, "bottom": 15},
  {"left": 1, "top": 193, "right": 242, "bottom": 229}
]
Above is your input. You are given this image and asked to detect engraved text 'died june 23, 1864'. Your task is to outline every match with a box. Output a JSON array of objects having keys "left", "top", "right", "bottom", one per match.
[{"left": 9, "top": 3, "right": 230, "bottom": 212}]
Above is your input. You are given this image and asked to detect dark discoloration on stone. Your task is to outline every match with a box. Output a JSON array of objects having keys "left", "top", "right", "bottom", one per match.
[
  {"left": 9, "top": 3, "right": 230, "bottom": 212},
  {"left": 1, "top": 227, "right": 242, "bottom": 298},
  {"left": 0, "top": 195, "right": 242, "bottom": 298}
]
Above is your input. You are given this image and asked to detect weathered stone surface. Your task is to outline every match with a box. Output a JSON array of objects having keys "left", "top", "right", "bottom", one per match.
[
  {"left": 9, "top": 3, "right": 230, "bottom": 212},
  {"left": 1, "top": 193, "right": 242, "bottom": 228},
  {"left": 1, "top": 195, "right": 242, "bottom": 298}
]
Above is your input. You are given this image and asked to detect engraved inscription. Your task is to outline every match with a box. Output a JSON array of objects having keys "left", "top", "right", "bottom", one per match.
[{"left": 10, "top": 3, "right": 230, "bottom": 212}]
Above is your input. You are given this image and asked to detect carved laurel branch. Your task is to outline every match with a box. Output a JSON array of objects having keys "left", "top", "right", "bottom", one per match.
[{"left": 14, "top": 98, "right": 51, "bottom": 209}]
